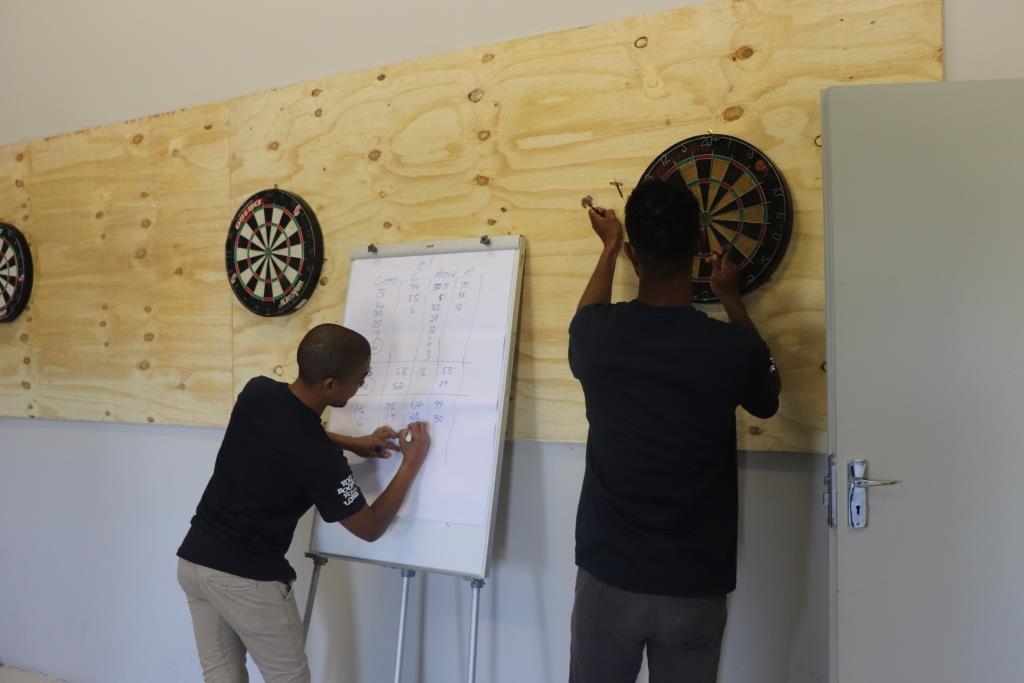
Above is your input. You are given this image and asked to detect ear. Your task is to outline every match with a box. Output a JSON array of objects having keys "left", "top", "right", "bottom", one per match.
[{"left": 321, "top": 377, "right": 336, "bottom": 394}]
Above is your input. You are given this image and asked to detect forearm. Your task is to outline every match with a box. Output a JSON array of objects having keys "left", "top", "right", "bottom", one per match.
[
  {"left": 577, "top": 244, "right": 621, "bottom": 311},
  {"left": 363, "top": 462, "right": 421, "bottom": 540},
  {"left": 721, "top": 296, "right": 756, "bottom": 332},
  {"left": 327, "top": 432, "right": 352, "bottom": 449}
]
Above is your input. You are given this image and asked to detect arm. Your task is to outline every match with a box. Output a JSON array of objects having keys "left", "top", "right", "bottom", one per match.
[
  {"left": 577, "top": 207, "right": 624, "bottom": 311},
  {"left": 328, "top": 426, "right": 400, "bottom": 459},
  {"left": 339, "top": 422, "right": 430, "bottom": 542},
  {"left": 707, "top": 248, "right": 783, "bottom": 404}
]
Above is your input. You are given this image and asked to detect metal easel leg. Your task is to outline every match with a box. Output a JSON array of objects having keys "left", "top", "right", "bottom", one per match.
[
  {"left": 393, "top": 568, "right": 416, "bottom": 683},
  {"left": 302, "top": 553, "right": 329, "bottom": 642},
  {"left": 467, "top": 578, "right": 485, "bottom": 683}
]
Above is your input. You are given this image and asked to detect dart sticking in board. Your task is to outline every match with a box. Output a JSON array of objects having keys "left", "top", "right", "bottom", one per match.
[
  {"left": 639, "top": 134, "right": 793, "bottom": 303},
  {"left": 226, "top": 189, "right": 324, "bottom": 317},
  {"left": 0, "top": 223, "right": 33, "bottom": 323}
]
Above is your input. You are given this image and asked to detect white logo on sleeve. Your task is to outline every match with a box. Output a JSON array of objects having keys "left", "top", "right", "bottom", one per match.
[{"left": 336, "top": 475, "right": 361, "bottom": 506}]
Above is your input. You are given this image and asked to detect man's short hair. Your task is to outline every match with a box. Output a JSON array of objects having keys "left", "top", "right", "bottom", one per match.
[
  {"left": 296, "top": 323, "right": 370, "bottom": 384},
  {"left": 625, "top": 179, "right": 702, "bottom": 270}
]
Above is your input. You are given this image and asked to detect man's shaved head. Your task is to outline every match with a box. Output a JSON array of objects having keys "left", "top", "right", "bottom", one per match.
[{"left": 296, "top": 324, "right": 371, "bottom": 385}]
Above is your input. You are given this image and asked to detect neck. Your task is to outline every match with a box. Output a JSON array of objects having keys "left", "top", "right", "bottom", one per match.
[
  {"left": 635, "top": 272, "right": 693, "bottom": 307},
  {"left": 288, "top": 379, "right": 327, "bottom": 417}
]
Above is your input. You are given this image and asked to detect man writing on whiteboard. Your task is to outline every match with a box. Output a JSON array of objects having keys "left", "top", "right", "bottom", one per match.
[
  {"left": 568, "top": 181, "right": 781, "bottom": 683},
  {"left": 176, "top": 323, "right": 431, "bottom": 683}
]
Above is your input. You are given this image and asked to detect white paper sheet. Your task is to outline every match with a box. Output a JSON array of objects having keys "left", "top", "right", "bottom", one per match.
[{"left": 328, "top": 248, "right": 518, "bottom": 527}]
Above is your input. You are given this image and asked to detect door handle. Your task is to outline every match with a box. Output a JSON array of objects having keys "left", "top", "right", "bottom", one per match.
[{"left": 848, "top": 459, "right": 900, "bottom": 528}]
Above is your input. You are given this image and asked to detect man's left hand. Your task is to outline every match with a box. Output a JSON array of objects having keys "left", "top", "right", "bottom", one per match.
[{"left": 340, "top": 427, "right": 401, "bottom": 459}]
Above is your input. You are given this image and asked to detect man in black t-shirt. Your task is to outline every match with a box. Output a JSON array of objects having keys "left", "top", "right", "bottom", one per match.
[
  {"left": 568, "top": 181, "right": 781, "bottom": 683},
  {"left": 177, "top": 323, "right": 430, "bottom": 683}
]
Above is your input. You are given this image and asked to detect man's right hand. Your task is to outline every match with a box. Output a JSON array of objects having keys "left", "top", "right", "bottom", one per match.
[
  {"left": 706, "top": 247, "right": 741, "bottom": 303},
  {"left": 398, "top": 421, "right": 431, "bottom": 471}
]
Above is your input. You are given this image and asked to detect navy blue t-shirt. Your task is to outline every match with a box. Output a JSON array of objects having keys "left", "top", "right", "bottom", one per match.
[
  {"left": 177, "top": 377, "right": 367, "bottom": 582},
  {"left": 569, "top": 301, "right": 780, "bottom": 597}
]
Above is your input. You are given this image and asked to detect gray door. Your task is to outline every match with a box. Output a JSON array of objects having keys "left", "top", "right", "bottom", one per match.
[{"left": 824, "top": 79, "right": 1024, "bottom": 683}]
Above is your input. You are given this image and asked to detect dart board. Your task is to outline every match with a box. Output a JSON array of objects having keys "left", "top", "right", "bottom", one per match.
[
  {"left": 0, "top": 223, "right": 33, "bottom": 323},
  {"left": 226, "top": 189, "right": 324, "bottom": 317},
  {"left": 639, "top": 134, "right": 792, "bottom": 303}
]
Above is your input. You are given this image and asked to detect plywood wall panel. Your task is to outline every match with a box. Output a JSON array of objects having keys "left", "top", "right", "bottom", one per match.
[{"left": 0, "top": 0, "right": 942, "bottom": 452}]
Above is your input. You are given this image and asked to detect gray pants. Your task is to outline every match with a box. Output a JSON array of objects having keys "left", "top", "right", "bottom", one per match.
[
  {"left": 570, "top": 568, "right": 727, "bottom": 683},
  {"left": 177, "top": 558, "right": 310, "bottom": 683}
]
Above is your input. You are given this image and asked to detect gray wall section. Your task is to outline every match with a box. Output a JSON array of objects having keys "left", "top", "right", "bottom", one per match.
[{"left": 0, "top": 417, "right": 828, "bottom": 683}]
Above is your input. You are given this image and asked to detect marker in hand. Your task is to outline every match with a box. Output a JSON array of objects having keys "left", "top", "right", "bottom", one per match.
[{"left": 405, "top": 430, "right": 413, "bottom": 443}]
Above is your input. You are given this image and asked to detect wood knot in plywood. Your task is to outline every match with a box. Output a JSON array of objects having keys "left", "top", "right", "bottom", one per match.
[
  {"left": 477, "top": 130, "right": 491, "bottom": 141},
  {"left": 138, "top": 360, "right": 150, "bottom": 371},
  {"left": 377, "top": 73, "right": 387, "bottom": 81},
  {"left": 733, "top": 45, "right": 755, "bottom": 61},
  {"left": 482, "top": 53, "right": 495, "bottom": 63},
  {"left": 319, "top": 277, "right": 328, "bottom": 286},
  {"left": 15, "top": 153, "right": 24, "bottom": 162},
  {"left": 147, "top": 417, "right": 155, "bottom": 423},
  {"left": 132, "top": 134, "right": 144, "bottom": 144},
  {"left": 487, "top": 219, "right": 497, "bottom": 225},
  {"left": 144, "top": 305, "right": 153, "bottom": 313},
  {"left": 177, "top": 383, "right": 186, "bottom": 390},
  {"left": 23, "top": 357, "right": 30, "bottom": 365},
  {"left": 749, "top": 426, "right": 763, "bottom": 435},
  {"left": 95, "top": 211, "right": 105, "bottom": 219},
  {"left": 140, "top": 191, "right": 150, "bottom": 198},
  {"left": 311, "top": 88, "right": 322, "bottom": 97},
  {"left": 368, "top": 149, "right": 382, "bottom": 161},
  {"left": 382, "top": 221, "right": 393, "bottom": 229},
  {"left": 273, "top": 365, "right": 284, "bottom": 376},
  {"left": 14, "top": 179, "right": 24, "bottom": 188},
  {"left": 267, "top": 141, "right": 280, "bottom": 151},
  {"left": 723, "top": 106, "right": 744, "bottom": 121},
  {"left": 474, "top": 175, "right": 490, "bottom": 186},
  {"left": 174, "top": 267, "right": 183, "bottom": 276},
  {"left": 22, "top": 381, "right": 31, "bottom": 390},
  {"left": 141, "top": 219, "right": 152, "bottom": 229},
  {"left": 171, "top": 148, "right": 180, "bottom": 157},
  {"left": 144, "top": 333, "right": 155, "bottom": 342},
  {"left": 634, "top": 36, "right": 649, "bottom": 48},
  {"left": 99, "top": 320, "right": 107, "bottom": 327},
  {"left": 136, "top": 248, "right": 148, "bottom": 260},
  {"left": 204, "top": 123, "right": 213, "bottom": 130},
  {"left": 20, "top": 334, "right": 28, "bottom": 342},
  {"left": 314, "top": 108, "right": 323, "bottom": 118},
  {"left": 468, "top": 89, "right": 485, "bottom": 103}
]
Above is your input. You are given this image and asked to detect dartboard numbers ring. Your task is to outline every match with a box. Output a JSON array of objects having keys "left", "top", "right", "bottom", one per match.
[
  {"left": 639, "top": 134, "right": 793, "bottom": 303},
  {"left": 0, "top": 223, "right": 33, "bottom": 323},
  {"left": 226, "top": 189, "right": 324, "bottom": 317}
]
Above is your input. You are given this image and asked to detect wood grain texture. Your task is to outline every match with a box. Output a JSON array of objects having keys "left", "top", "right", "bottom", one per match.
[
  {"left": 0, "top": 105, "right": 234, "bottom": 425},
  {"left": 229, "top": 0, "right": 942, "bottom": 452},
  {"left": 0, "top": 0, "right": 942, "bottom": 451}
]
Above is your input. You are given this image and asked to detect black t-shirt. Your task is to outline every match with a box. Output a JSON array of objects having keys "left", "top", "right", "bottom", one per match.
[
  {"left": 569, "top": 301, "right": 780, "bottom": 597},
  {"left": 177, "top": 376, "right": 367, "bottom": 582}
]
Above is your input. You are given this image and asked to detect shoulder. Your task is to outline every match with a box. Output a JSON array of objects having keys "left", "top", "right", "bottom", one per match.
[{"left": 570, "top": 302, "right": 631, "bottom": 331}]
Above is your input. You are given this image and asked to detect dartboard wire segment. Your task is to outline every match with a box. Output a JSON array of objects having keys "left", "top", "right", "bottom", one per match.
[
  {"left": 0, "top": 222, "right": 33, "bottom": 323},
  {"left": 639, "top": 134, "right": 793, "bottom": 303},
  {"left": 226, "top": 189, "right": 324, "bottom": 317}
]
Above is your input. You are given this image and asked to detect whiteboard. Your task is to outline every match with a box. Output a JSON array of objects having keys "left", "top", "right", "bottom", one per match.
[{"left": 308, "top": 235, "right": 525, "bottom": 578}]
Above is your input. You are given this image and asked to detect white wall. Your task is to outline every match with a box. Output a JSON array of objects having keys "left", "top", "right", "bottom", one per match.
[{"left": 3, "top": 0, "right": 1019, "bottom": 681}]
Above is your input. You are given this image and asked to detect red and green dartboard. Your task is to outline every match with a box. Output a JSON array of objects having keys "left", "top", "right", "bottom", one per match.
[
  {"left": 226, "top": 189, "right": 323, "bottom": 317},
  {"left": 639, "top": 134, "right": 793, "bottom": 303},
  {"left": 0, "top": 223, "right": 32, "bottom": 323}
]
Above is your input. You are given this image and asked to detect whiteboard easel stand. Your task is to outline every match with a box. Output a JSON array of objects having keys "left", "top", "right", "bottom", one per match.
[
  {"left": 300, "top": 554, "right": 486, "bottom": 683},
  {"left": 302, "top": 234, "right": 524, "bottom": 683}
]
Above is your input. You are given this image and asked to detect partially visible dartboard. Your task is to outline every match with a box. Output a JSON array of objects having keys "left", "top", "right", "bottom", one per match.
[
  {"left": 639, "top": 134, "right": 793, "bottom": 303},
  {"left": 0, "top": 223, "right": 33, "bottom": 323},
  {"left": 226, "top": 189, "right": 323, "bottom": 317}
]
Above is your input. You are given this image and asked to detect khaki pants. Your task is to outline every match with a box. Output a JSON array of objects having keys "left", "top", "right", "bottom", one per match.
[{"left": 177, "top": 558, "right": 310, "bottom": 683}]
